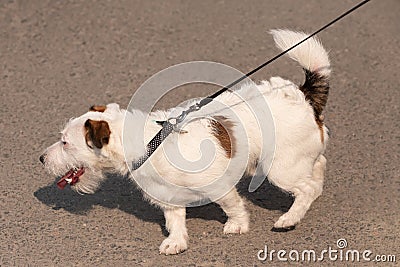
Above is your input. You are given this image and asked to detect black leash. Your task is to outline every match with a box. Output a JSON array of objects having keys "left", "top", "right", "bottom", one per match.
[{"left": 132, "top": 0, "right": 371, "bottom": 171}]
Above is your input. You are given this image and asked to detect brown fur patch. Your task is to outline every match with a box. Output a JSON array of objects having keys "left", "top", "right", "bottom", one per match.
[
  {"left": 84, "top": 119, "right": 111, "bottom": 149},
  {"left": 317, "top": 119, "right": 325, "bottom": 143},
  {"left": 210, "top": 116, "right": 236, "bottom": 158},
  {"left": 300, "top": 69, "right": 329, "bottom": 143},
  {"left": 89, "top": 105, "right": 107, "bottom": 112}
]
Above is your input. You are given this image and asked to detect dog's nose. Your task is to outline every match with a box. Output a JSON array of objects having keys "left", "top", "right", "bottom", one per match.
[{"left": 39, "top": 154, "right": 45, "bottom": 165}]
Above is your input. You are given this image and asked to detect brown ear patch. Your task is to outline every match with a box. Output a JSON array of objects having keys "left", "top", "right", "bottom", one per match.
[
  {"left": 89, "top": 105, "right": 107, "bottom": 112},
  {"left": 210, "top": 116, "right": 236, "bottom": 158},
  {"left": 84, "top": 119, "right": 111, "bottom": 149}
]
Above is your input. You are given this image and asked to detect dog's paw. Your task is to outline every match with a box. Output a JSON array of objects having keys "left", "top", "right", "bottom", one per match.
[
  {"left": 159, "top": 237, "right": 187, "bottom": 255},
  {"left": 273, "top": 213, "right": 300, "bottom": 229},
  {"left": 223, "top": 219, "right": 249, "bottom": 234}
]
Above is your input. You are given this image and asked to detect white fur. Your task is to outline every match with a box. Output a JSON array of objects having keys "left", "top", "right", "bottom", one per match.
[
  {"left": 270, "top": 29, "right": 331, "bottom": 77},
  {"left": 41, "top": 29, "right": 330, "bottom": 254}
]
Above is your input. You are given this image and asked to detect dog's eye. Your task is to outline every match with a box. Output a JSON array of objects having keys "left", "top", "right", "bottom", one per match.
[{"left": 61, "top": 141, "right": 67, "bottom": 146}]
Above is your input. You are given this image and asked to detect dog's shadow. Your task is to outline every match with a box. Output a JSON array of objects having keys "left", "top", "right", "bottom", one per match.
[{"left": 34, "top": 174, "right": 293, "bottom": 235}]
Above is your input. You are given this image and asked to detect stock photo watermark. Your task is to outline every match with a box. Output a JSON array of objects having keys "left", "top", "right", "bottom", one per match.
[
  {"left": 123, "top": 61, "right": 275, "bottom": 207},
  {"left": 257, "top": 238, "right": 396, "bottom": 263}
]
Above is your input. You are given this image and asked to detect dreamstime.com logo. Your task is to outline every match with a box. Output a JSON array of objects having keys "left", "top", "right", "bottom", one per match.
[{"left": 257, "top": 238, "right": 397, "bottom": 263}]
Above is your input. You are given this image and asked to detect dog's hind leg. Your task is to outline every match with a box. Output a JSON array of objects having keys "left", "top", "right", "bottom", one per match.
[
  {"left": 216, "top": 188, "right": 249, "bottom": 234},
  {"left": 159, "top": 207, "right": 188, "bottom": 255},
  {"left": 273, "top": 154, "right": 326, "bottom": 229},
  {"left": 310, "top": 154, "right": 326, "bottom": 198}
]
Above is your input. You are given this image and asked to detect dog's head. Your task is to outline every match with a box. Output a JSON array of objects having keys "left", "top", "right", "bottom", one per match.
[{"left": 40, "top": 103, "right": 128, "bottom": 194}]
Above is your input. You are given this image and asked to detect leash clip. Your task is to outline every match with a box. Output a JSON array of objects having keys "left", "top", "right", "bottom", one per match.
[{"left": 167, "top": 102, "right": 201, "bottom": 131}]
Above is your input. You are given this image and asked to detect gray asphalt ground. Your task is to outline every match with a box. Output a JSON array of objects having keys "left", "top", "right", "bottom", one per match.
[{"left": 1, "top": 0, "right": 399, "bottom": 266}]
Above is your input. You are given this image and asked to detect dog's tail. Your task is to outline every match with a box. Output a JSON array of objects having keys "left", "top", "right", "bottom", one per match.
[{"left": 270, "top": 29, "right": 330, "bottom": 123}]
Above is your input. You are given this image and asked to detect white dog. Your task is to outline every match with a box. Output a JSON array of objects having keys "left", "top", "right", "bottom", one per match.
[{"left": 40, "top": 30, "right": 330, "bottom": 255}]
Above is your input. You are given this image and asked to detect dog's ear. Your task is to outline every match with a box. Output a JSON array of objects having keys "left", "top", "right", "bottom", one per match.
[
  {"left": 89, "top": 105, "right": 107, "bottom": 112},
  {"left": 84, "top": 119, "right": 111, "bottom": 149}
]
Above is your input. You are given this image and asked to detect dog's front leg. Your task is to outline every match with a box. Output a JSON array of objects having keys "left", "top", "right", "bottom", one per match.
[{"left": 159, "top": 207, "right": 188, "bottom": 255}]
